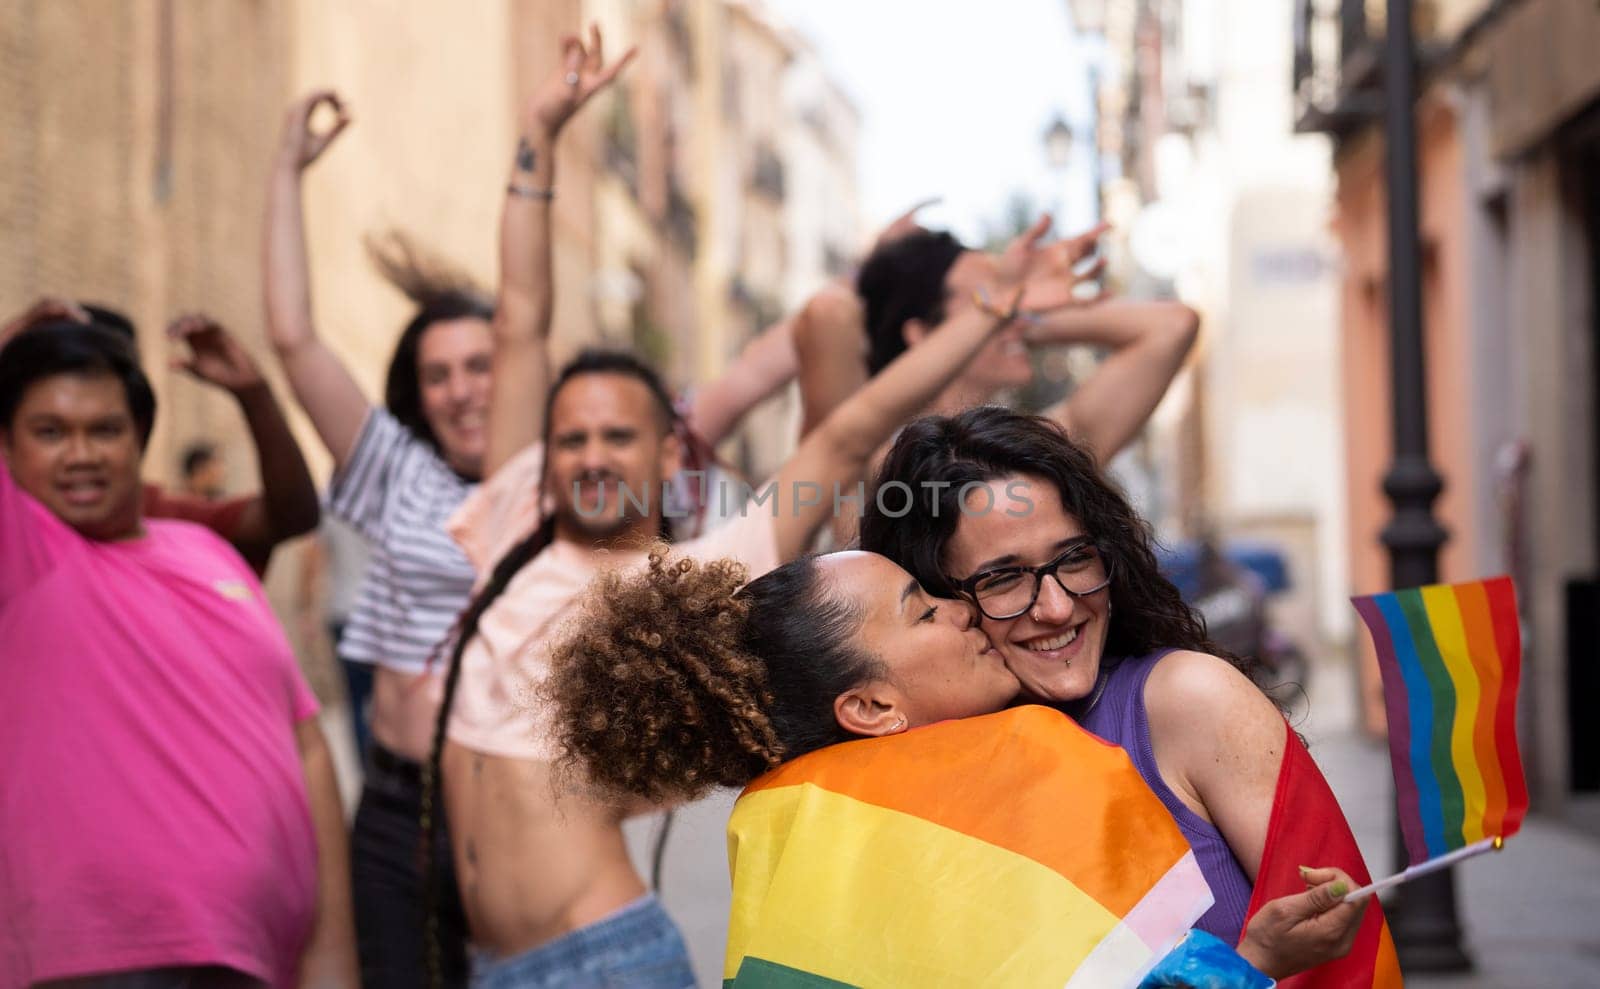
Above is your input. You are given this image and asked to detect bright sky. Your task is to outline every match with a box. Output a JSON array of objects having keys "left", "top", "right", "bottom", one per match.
[{"left": 764, "top": 0, "right": 1096, "bottom": 246}]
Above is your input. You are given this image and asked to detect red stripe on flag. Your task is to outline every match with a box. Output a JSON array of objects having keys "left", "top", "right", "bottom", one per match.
[{"left": 1484, "top": 577, "right": 1528, "bottom": 836}]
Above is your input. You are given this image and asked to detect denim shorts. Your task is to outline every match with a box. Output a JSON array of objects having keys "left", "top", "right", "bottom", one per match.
[{"left": 470, "top": 894, "right": 697, "bottom": 989}]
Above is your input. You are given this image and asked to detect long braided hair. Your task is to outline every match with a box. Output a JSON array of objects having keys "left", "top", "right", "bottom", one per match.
[{"left": 420, "top": 350, "right": 686, "bottom": 987}]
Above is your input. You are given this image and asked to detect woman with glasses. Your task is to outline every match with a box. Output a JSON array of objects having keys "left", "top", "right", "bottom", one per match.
[{"left": 858, "top": 406, "right": 1370, "bottom": 949}]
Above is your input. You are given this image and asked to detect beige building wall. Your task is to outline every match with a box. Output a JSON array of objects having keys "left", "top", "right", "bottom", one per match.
[{"left": 0, "top": 0, "right": 596, "bottom": 690}]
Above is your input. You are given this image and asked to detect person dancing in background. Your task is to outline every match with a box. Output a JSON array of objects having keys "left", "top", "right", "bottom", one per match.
[
  {"left": 267, "top": 86, "right": 496, "bottom": 983},
  {"left": 0, "top": 321, "right": 355, "bottom": 987},
  {"left": 795, "top": 213, "right": 1198, "bottom": 463}
]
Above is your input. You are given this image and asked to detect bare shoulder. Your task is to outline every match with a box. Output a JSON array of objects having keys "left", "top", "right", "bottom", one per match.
[
  {"left": 1145, "top": 650, "right": 1286, "bottom": 747},
  {"left": 801, "top": 281, "right": 864, "bottom": 329}
]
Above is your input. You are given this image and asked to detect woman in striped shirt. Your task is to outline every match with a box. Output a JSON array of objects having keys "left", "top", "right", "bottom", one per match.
[{"left": 264, "top": 88, "right": 497, "bottom": 988}]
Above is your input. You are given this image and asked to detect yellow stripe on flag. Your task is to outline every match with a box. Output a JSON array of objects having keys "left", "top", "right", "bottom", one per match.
[
  {"left": 1421, "top": 584, "right": 1487, "bottom": 843},
  {"left": 725, "top": 783, "right": 1138, "bottom": 987}
]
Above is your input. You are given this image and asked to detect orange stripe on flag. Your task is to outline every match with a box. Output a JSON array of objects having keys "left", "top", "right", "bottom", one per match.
[
  {"left": 1453, "top": 581, "right": 1509, "bottom": 838},
  {"left": 744, "top": 705, "right": 1191, "bottom": 916}
]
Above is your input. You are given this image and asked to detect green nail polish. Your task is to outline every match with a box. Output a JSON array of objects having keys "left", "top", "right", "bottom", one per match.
[{"left": 1330, "top": 881, "right": 1349, "bottom": 897}]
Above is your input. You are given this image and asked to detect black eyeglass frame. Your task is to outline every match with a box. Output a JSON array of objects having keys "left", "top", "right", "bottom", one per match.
[{"left": 950, "top": 539, "right": 1114, "bottom": 621}]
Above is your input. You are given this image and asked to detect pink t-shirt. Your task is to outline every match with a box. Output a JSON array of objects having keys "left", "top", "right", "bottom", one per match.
[
  {"left": 0, "top": 467, "right": 320, "bottom": 987},
  {"left": 445, "top": 442, "right": 779, "bottom": 761}
]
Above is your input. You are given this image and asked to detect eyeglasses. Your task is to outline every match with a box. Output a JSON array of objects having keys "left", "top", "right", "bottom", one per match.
[{"left": 952, "top": 540, "right": 1113, "bottom": 621}]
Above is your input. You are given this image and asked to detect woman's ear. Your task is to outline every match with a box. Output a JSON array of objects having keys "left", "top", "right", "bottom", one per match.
[
  {"left": 834, "top": 681, "right": 909, "bottom": 738},
  {"left": 902, "top": 317, "right": 930, "bottom": 351}
]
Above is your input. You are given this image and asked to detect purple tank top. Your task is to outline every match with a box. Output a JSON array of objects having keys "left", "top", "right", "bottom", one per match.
[{"left": 1069, "top": 648, "right": 1252, "bottom": 943}]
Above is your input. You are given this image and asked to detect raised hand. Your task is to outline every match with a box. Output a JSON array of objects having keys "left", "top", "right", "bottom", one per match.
[
  {"left": 962, "top": 221, "right": 1095, "bottom": 322},
  {"left": 0, "top": 296, "right": 90, "bottom": 347},
  {"left": 1014, "top": 221, "right": 1110, "bottom": 315},
  {"left": 168, "top": 313, "right": 265, "bottom": 396},
  {"left": 523, "top": 24, "right": 637, "bottom": 140},
  {"left": 277, "top": 91, "right": 351, "bottom": 172},
  {"left": 871, "top": 197, "right": 942, "bottom": 250}
]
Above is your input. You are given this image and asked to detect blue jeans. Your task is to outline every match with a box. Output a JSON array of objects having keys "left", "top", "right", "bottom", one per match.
[
  {"left": 351, "top": 743, "right": 469, "bottom": 988},
  {"left": 471, "top": 895, "right": 696, "bottom": 989}
]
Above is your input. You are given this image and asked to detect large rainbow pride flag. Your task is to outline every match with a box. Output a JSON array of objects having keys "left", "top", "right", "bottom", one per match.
[
  {"left": 1352, "top": 576, "right": 1528, "bottom": 865},
  {"left": 721, "top": 706, "right": 1215, "bottom": 987}
]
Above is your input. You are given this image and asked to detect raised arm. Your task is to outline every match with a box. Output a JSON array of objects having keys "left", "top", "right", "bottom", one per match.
[
  {"left": 264, "top": 91, "right": 371, "bottom": 469},
  {"left": 793, "top": 282, "right": 868, "bottom": 438},
  {"left": 1029, "top": 299, "right": 1198, "bottom": 461},
  {"left": 768, "top": 288, "right": 1020, "bottom": 560},
  {"left": 794, "top": 199, "right": 941, "bottom": 438},
  {"left": 685, "top": 310, "right": 800, "bottom": 446},
  {"left": 994, "top": 219, "right": 1196, "bottom": 461},
  {"left": 169, "top": 314, "right": 320, "bottom": 568},
  {"left": 0, "top": 297, "right": 90, "bottom": 347},
  {"left": 485, "top": 26, "right": 635, "bottom": 477}
]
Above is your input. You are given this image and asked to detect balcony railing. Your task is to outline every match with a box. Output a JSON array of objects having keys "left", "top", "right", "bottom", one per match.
[
  {"left": 1294, "top": 0, "right": 1385, "bottom": 138},
  {"left": 1294, "top": 0, "right": 1474, "bottom": 140}
]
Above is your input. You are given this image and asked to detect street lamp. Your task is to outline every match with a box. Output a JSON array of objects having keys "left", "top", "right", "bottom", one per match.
[
  {"left": 1043, "top": 115, "right": 1075, "bottom": 171},
  {"left": 1041, "top": 115, "right": 1077, "bottom": 231},
  {"left": 1379, "top": 0, "right": 1470, "bottom": 971}
]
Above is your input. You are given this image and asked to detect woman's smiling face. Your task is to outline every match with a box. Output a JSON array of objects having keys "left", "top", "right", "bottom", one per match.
[{"left": 941, "top": 476, "right": 1112, "bottom": 703}]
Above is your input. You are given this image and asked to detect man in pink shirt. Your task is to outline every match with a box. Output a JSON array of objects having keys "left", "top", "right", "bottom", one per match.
[{"left": 0, "top": 321, "right": 356, "bottom": 987}]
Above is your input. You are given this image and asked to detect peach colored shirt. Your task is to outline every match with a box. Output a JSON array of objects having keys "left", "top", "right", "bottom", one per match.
[{"left": 445, "top": 442, "right": 779, "bottom": 761}]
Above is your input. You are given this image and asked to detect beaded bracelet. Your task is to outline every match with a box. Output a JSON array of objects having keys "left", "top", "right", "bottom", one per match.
[{"left": 972, "top": 286, "right": 1021, "bottom": 323}]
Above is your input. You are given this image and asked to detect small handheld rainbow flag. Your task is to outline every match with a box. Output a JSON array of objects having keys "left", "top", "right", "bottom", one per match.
[{"left": 1348, "top": 576, "right": 1528, "bottom": 896}]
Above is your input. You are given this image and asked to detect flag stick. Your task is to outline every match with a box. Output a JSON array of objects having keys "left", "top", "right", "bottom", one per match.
[{"left": 1343, "top": 836, "right": 1504, "bottom": 903}]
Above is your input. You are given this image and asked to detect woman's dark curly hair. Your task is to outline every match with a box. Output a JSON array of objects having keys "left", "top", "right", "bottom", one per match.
[
  {"left": 859, "top": 406, "right": 1248, "bottom": 677},
  {"left": 367, "top": 230, "right": 494, "bottom": 456},
  {"left": 544, "top": 549, "right": 885, "bottom": 804}
]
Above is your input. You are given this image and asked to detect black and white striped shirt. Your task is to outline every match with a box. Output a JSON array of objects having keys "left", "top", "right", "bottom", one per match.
[{"left": 328, "top": 409, "right": 478, "bottom": 675}]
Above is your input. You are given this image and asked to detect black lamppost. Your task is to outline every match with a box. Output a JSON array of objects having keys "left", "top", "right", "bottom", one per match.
[{"left": 1379, "top": 0, "right": 1470, "bottom": 970}]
